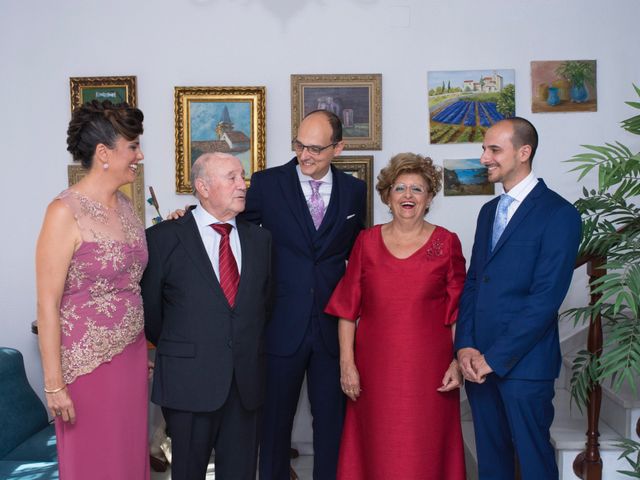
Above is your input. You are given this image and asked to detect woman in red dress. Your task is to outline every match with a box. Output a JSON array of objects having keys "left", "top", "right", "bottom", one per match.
[{"left": 325, "top": 153, "right": 467, "bottom": 479}]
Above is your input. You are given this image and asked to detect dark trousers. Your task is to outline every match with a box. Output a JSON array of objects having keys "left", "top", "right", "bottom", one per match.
[
  {"left": 259, "top": 317, "right": 345, "bottom": 480},
  {"left": 162, "top": 378, "right": 259, "bottom": 480},
  {"left": 465, "top": 375, "right": 558, "bottom": 480}
]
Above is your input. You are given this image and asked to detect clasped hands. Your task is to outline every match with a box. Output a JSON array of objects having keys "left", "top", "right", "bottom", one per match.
[{"left": 457, "top": 347, "right": 493, "bottom": 383}]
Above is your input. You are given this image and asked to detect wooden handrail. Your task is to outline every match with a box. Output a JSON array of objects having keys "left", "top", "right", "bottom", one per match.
[{"left": 572, "top": 256, "right": 604, "bottom": 480}]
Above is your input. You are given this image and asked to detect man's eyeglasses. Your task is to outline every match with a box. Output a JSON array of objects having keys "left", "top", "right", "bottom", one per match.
[
  {"left": 292, "top": 139, "right": 337, "bottom": 156},
  {"left": 390, "top": 183, "right": 427, "bottom": 195}
]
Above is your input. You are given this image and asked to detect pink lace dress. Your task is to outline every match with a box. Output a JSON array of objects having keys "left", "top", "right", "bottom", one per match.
[{"left": 54, "top": 189, "right": 149, "bottom": 480}]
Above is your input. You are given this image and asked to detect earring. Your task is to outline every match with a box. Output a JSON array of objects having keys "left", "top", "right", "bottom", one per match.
[{"left": 103, "top": 163, "right": 109, "bottom": 170}]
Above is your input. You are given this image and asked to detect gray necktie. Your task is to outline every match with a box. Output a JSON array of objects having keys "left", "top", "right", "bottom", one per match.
[{"left": 491, "top": 194, "right": 515, "bottom": 250}]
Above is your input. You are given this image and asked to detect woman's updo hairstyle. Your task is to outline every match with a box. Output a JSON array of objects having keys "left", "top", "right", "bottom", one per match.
[{"left": 66, "top": 100, "right": 144, "bottom": 169}]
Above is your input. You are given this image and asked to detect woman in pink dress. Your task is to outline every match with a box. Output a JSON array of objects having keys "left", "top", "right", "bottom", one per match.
[
  {"left": 325, "top": 153, "right": 467, "bottom": 479},
  {"left": 36, "top": 100, "right": 149, "bottom": 479}
]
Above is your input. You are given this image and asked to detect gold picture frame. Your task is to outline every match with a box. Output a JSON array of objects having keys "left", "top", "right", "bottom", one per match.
[
  {"left": 67, "top": 164, "right": 146, "bottom": 226},
  {"left": 174, "top": 86, "right": 266, "bottom": 194},
  {"left": 333, "top": 155, "right": 374, "bottom": 227},
  {"left": 291, "top": 74, "right": 382, "bottom": 150},
  {"left": 69, "top": 75, "right": 137, "bottom": 111}
]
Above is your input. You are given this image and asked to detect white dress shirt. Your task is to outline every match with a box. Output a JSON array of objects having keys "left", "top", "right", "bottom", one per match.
[
  {"left": 296, "top": 165, "right": 333, "bottom": 211},
  {"left": 192, "top": 205, "right": 242, "bottom": 279},
  {"left": 501, "top": 170, "right": 539, "bottom": 223}
]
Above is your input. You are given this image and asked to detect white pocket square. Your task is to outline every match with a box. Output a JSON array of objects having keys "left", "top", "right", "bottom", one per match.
[{"left": 346, "top": 214, "right": 356, "bottom": 219}]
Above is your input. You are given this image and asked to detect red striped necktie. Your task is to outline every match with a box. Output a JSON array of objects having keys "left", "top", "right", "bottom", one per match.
[{"left": 210, "top": 223, "right": 239, "bottom": 307}]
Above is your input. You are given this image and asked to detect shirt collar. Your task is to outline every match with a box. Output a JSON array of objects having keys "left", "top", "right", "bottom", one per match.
[
  {"left": 295, "top": 164, "right": 333, "bottom": 185},
  {"left": 192, "top": 204, "right": 237, "bottom": 230},
  {"left": 502, "top": 170, "right": 538, "bottom": 203}
]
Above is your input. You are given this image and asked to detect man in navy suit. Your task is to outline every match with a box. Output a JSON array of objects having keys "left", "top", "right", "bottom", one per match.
[
  {"left": 142, "top": 153, "right": 272, "bottom": 480},
  {"left": 241, "top": 110, "right": 367, "bottom": 479},
  {"left": 454, "top": 117, "right": 581, "bottom": 479}
]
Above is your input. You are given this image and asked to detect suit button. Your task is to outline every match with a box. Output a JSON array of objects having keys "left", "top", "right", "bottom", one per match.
[
  {"left": 310, "top": 288, "right": 314, "bottom": 294},
  {"left": 483, "top": 276, "right": 490, "bottom": 283},
  {"left": 227, "top": 340, "right": 232, "bottom": 348}
]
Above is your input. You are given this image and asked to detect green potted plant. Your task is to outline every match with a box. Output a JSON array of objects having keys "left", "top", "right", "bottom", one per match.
[
  {"left": 556, "top": 60, "right": 596, "bottom": 103},
  {"left": 565, "top": 84, "right": 640, "bottom": 477}
]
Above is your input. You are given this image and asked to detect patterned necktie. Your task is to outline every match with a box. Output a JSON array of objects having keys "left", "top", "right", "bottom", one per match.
[
  {"left": 308, "top": 180, "right": 325, "bottom": 230},
  {"left": 491, "top": 194, "right": 515, "bottom": 250},
  {"left": 210, "top": 223, "right": 239, "bottom": 307}
]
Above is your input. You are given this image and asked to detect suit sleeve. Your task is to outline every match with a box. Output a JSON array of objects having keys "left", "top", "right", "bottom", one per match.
[
  {"left": 241, "top": 172, "right": 263, "bottom": 225},
  {"left": 141, "top": 230, "right": 164, "bottom": 346},
  {"left": 445, "top": 233, "right": 467, "bottom": 325},
  {"left": 484, "top": 204, "right": 582, "bottom": 377},
  {"left": 454, "top": 212, "right": 484, "bottom": 351}
]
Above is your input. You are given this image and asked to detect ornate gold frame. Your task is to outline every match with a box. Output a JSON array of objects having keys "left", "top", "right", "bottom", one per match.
[
  {"left": 333, "top": 155, "right": 374, "bottom": 227},
  {"left": 69, "top": 75, "right": 137, "bottom": 111},
  {"left": 174, "top": 86, "right": 266, "bottom": 193},
  {"left": 291, "top": 74, "right": 382, "bottom": 150},
  {"left": 67, "top": 164, "right": 146, "bottom": 226}
]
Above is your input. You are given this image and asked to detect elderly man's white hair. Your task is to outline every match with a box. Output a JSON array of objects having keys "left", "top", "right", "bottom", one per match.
[{"left": 191, "top": 152, "right": 238, "bottom": 195}]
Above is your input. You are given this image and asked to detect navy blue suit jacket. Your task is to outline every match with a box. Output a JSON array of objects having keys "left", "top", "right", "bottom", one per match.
[
  {"left": 241, "top": 158, "right": 366, "bottom": 357},
  {"left": 454, "top": 180, "right": 581, "bottom": 379}
]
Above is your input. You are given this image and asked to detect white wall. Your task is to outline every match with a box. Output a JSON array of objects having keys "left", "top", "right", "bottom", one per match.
[{"left": 1, "top": 0, "right": 638, "bottom": 444}]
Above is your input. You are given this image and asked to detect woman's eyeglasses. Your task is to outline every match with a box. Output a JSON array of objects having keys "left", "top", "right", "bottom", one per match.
[{"left": 390, "top": 183, "right": 427, "bottom": 195}]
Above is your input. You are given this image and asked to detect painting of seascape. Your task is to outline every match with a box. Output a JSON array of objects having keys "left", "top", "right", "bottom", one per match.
[{"left": 443, "top": 158, "right": 494, "bottom": 196}]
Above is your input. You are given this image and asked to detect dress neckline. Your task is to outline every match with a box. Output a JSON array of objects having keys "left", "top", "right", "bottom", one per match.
[
  {"left": 67, "top": 189, "right": 122, "bottom": 212},
  {"left": 377, "top": 224, "right": 440, "bottom": 260}
]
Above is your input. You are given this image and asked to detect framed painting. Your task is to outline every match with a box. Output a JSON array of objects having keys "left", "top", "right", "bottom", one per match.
[
  {"left": 531, "top": 60, "right": 597, "bottom": 113},
  {"left": 291, "top": 74, "right": 382, "bottom": 150},
  {"left": 428, "top": 69, "right": 515, "bottom": 144},
  {"left": 333, "top": 155, "right": 374, "bottom": 227},
  {"left": 174, "top": 86, "right": 266, "bottom": 194},
  {"left": 67, "top": 163, "right": 146, "bottom": 225},
  {"left": 69, "top": 75, "right": 137, "bottom": 111},
  {"left": 443, "top": 158, "right": 494, "bottom": 196}
]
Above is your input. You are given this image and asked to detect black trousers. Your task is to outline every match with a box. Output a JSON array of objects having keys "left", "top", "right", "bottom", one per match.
[{"left": 162, "top": 378, "right": 259, "bottom": 480}]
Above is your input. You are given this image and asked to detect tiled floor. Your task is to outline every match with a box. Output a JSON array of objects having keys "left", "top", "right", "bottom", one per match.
[{"left": 150, "top": 455, "right": 313, "bottom": 480}]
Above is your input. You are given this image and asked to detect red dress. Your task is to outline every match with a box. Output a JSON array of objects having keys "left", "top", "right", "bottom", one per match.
[{"left": 325, "top": 225, "right": 467, "bottom": 480}]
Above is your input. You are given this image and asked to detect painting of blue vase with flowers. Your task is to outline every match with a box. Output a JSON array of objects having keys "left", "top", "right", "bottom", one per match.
[{"left": 531, "top": 60, "right": 597, "bottom": 113}]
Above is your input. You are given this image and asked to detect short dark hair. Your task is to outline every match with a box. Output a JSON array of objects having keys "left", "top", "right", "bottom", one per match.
[
  {"left": 304, "top": 109, "right": 343, "bottom": 143},
  {"left": 504, "top": 117, "right": 538, "bottom": 164},
  {"left": 66, "top": 100, "right": 144, "bottom": 169}
]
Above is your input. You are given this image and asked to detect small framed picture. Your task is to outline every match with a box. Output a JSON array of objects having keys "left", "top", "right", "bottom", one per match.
[
  {"left": 174, "top": 86, "right": 266, "bottom": 194},
  {"left": 443, "top": 159, "right": 495, "bottom": 196},
  {"left": 291, "top": 74, "right": 382, "bottom": 150},
  {"left": 69, "top": 75, "right": 137, "bottom": 111},
  {"left": 67, "top": 164, "right": 146, "bottom": 225},
  {"left": 333, "top": 155, "right": 374, "bottom": 227}
]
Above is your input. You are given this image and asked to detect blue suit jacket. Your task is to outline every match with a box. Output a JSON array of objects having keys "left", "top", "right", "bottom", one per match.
[
  {"left": 241, "top": 158, "right": 366, "bottom": 357},
  {"left": 454, "top": 180, "right": 581, "bottom": 379}
]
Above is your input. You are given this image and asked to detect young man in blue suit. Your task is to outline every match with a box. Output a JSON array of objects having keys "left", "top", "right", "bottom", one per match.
[
  {"left": 454, "top": 117, "right": 582, "bottom": 480},
  {"left": 241, "top": 110, "right": 367, "bottom": 479}
]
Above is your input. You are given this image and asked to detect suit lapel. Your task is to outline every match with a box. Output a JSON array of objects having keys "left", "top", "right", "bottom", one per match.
[
  {"left": 235, "top": 219, "right": 254, "bottom": 308},
  {"left": 487, "top": 181, "right": 547, "bottom": 260},
  {"left": 175, "top": 211, "right": 229, "bottom": 307}
]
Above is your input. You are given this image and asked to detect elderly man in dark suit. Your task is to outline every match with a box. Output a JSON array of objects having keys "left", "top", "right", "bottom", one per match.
[
  {"left": 454, "top": 117, "right": 581, "bottom": 479},
  {"left": 241, "top": 110, "right": 366, "bottom": 480},
  {"left": 142, "top": 152, "right": 272, "bottom": 480}
]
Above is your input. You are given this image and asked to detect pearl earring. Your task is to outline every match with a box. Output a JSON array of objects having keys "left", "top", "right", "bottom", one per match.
[{"left": 103, "top": 163, "right": 109, "bottom": 170}]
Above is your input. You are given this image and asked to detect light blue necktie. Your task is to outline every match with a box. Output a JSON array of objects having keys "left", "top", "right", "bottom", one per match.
[{"left": 491, "top": 194, "right": 515, "bottom": 250}]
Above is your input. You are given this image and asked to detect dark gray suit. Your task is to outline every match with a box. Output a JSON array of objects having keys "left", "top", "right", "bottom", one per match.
[{"left": 142, "top": 210, "right": 272, "bottom": 480}]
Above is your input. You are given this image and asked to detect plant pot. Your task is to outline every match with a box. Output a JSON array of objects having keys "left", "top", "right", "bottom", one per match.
[{"left": 570, "top": 83, "right": 589, "bottom": 103}]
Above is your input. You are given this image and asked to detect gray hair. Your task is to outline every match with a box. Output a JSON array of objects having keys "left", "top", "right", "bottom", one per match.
[{"left": 191, "top": 152, "right": 238, "bottom": 196}]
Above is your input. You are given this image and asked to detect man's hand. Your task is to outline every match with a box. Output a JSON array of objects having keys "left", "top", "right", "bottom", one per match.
[
  {"left": 166, "top": 204, "right": 192, "bottom": 220},
  {"left": 457, "top": 347, "right": 484, "bottom": 383},
  {"left": 471, "top": 355, "right": 493, "bottom": 382}
]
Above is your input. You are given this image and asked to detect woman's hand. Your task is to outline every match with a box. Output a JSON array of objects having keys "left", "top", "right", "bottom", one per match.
[
  {"left": 46, "top": 386, "right": 76, "bottom": 424},
  {"left": 340, "top": 361, "right": 362, "bottom": 402},
  {"left": 437, "top": 359, "right": 463, "bottom": 392},
  {"left": 148, "top": 360, "right": 155, "bottom": 380},
  {"left": 166, "top": 205, "right": 193, "bottom": 220}
]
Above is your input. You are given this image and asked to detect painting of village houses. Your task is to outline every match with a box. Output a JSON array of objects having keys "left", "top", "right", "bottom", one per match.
[
  {"left": 428, "top": 69, "right": 515, "bottom": 144},
  {"left": 443, "top": 158, "right": 495, "bottom": 196},
  {"left": 190, "top": 102, "right": 253, "bottom": 173}
]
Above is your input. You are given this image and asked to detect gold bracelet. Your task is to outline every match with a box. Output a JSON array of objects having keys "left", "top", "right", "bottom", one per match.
[{"left": 44, "top": 385, "right": 66, "bottom": 394}]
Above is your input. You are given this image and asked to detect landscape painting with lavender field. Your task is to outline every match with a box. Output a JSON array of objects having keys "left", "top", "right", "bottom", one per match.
[{"left": 428, "top": 69, "right": 515, "bottom": 144}]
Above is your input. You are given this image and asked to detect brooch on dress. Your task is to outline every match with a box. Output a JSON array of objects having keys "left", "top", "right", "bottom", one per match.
[{"left": 426, "top": 237, "right": 444, "bottom": 258}]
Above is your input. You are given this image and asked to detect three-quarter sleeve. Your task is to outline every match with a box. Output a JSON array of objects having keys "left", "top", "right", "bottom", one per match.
[
  {"left": 444, "top": 232, "right": 466, "bottom": 325},
  {"left": 324, "top": 231, "right": 365, "bottom": 322}
]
